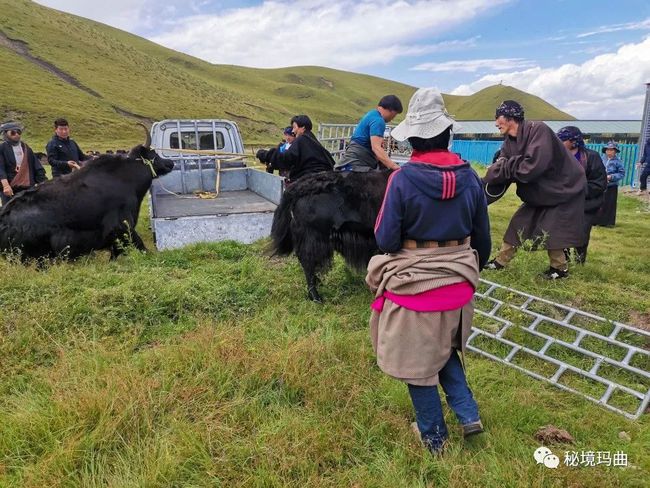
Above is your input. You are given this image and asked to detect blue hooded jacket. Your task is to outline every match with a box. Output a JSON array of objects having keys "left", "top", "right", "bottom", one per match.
[
  {"left": 602, "top": 155, "right": 625, "bottom": 188},
  {"left": 374, "top": 151, "right": 491, "bottom": 268}
]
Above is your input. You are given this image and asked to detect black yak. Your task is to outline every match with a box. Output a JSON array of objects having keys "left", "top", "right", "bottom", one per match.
[
  {"left": 270, "top": 170, "right": 391, "bottom": 302},
  {"left": 0, "top": 128, "right": 174, "bottom": 260}
]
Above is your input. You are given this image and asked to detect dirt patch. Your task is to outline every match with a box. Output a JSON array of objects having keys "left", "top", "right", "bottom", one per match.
[
  {"left": 0, "top": 108, "right": 27, "bottom": 122},
  {"left": 167, "top": 56, "right": 199, "bottom": 70},
  {"left": 224, "top": 111, "right": 275, "bottom": 126},
  {"left": 534, "top": 425, "right": 575, "bottom": 445},
  {"left": 319, "top": 77, "right": 334, "bottom": 89},
  {"left": 1, "top": 29, "right": 153, "bottom": 125},
  {"left": 112, "top": 106, "right": 153, "bottom": 124},
  {"left": 243, "top": 102, "right": 269, "bottom": 112},
  {"left": 621, "top": 187, "right": 650, "bottom": 202},
  {"left": 0, "top": 29, "right": 102, "bottom": 99},
  {"left": 629, "top": 311, "right": 650, "bottom": 332},
  {"left": 284, "top": 73, "right": 304, "bottom": 85}
]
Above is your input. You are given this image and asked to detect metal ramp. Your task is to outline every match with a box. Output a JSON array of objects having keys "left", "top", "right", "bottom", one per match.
[{"left": 469, "top": 279, "right": 650, "bottom": 420}]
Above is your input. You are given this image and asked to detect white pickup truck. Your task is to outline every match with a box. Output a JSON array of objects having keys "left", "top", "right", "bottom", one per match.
[{"left": 148, "top": 119, "right": 285, "bottom": 250}]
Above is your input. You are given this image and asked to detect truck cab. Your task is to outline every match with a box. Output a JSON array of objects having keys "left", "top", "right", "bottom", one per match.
[{"left": 151, "top": 119, "right": 247, "bottom": 194}]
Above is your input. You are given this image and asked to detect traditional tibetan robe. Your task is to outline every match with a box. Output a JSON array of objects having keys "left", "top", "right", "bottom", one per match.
[{"left": 484, "top": 120, "right": 586, "bottom": 249}]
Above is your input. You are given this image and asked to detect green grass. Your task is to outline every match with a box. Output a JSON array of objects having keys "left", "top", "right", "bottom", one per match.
[
  {"left": 1, "top": 0, "right": 572, "bottom": 151},
  {"left": 0, "top": 186, "right": 648, "bottom": 486}
]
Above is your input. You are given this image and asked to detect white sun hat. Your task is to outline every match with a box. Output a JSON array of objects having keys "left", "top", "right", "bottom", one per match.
[{"left": 390, "top": 88, "right": 461, "bottom": 142}]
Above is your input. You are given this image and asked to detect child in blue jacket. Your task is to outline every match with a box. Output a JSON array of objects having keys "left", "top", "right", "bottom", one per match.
[{"left": 595, "top": 141, "right": 625, "bottom": 227}]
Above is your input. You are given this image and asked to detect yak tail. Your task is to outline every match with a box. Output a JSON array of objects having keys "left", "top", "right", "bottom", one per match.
[
  {"left": 269, "top": 192, "right": 294, "bottom": 256},
  {"left": 334, "top": 230, "right": 377, "bottom": 271}
]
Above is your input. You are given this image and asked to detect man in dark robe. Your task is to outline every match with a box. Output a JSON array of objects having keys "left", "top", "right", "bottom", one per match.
[
  {"left": 483, "top": 101, "right": 586, "bottom": 279},
  {"left": 556, "top": 126, "right": 607, "bottom": 264}
]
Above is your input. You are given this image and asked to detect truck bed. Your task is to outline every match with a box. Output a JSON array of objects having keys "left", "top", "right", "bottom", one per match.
[
  {"left": 149, "top": 168, "right": 285, "bottom": 250},
  {"left": 152, "top": 190, "right": 277, "bottom": 219}
]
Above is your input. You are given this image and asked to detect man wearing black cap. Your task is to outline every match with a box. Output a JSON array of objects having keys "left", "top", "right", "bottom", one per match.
[
  {"left": 556, "top": 126, "right": 607, "bottom": 263},
  {"left": 0, "top": 121, "right": 47, "bottom": 205},
  {"left": 483, "top": 101, "right": 586, "bottom": 279},
  {"left": 46, "top": 118, "right": 89, "bottom": 178}
]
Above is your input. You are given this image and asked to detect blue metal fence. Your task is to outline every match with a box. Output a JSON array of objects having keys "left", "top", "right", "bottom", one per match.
[
  {"left": 450, "top": 140, "right": 503, "bottom": 166},
  {"left": 451, "top": 140, "right": 640, "bottom": 186}
]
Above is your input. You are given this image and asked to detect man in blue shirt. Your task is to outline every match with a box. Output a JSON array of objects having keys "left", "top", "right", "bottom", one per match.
[{"left": 334, "top": 95, "right": 403, "bottom": 172}]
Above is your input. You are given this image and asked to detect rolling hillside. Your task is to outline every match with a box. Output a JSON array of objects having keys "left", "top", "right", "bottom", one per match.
[{"left": 1, "top": 0, "right": 574, "bottom": 149}]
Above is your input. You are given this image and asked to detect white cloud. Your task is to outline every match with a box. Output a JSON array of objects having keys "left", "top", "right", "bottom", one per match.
[
  {"left": 577, "top": 17, "right": 650, "bottom": 38},
  {"left": 412, "top": 58, "right": 535, "bottom": 72},
  {"left": 148, "top": 0, "right": 509, "bottom": 69},
  {"left": 450, "top": 36, "right": 650, "bottom": 119},
  {"left": 34, "top": 0, "right": 208, "bottom": 31},
  {"left": 35, "top": 0, "right": 149, "bottom": 30}
]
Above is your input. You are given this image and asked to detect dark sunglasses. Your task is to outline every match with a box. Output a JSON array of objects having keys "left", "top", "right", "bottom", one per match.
[{"left": 7, "top": 130, "right": 21, "bottom": 136}]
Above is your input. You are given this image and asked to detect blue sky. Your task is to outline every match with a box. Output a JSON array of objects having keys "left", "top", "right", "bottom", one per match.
[{"left": 36, "top": 0, "right": 650, "bottom": 118}]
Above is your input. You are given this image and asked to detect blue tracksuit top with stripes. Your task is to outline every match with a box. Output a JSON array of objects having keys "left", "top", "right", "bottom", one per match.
[{"left": 374, "top": 150, "right": 491, "bottom": 269}]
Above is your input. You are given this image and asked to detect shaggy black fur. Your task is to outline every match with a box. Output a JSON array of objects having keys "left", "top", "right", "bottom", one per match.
[
  {"left": 0, "top": 144, "right": 174, "bottom": 260},
  {"left": 270, "top": 170, "right": 390, "bottom": 301}
]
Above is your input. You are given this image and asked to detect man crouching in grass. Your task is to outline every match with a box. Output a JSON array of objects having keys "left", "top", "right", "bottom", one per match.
[{"left": 366, "top": 88, "right": 491, "bottom": 454}]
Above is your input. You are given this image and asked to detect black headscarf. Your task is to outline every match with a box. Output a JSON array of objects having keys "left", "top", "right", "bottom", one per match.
[
  {"left": 556, "top": 126, "right": 586, "bottom": 148},
  {"left": 495, "top": 100, "right": 524, "bottom": 121}
]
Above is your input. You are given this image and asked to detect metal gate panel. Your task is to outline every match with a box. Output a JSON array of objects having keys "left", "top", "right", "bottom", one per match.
[{"left": 469, "top": 279, "right": 650, "bottom": 420}]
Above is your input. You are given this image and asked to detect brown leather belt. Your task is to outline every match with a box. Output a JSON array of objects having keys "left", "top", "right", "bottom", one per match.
[{"left": 402, "top": 237, "right": 470, "bottom": 249}]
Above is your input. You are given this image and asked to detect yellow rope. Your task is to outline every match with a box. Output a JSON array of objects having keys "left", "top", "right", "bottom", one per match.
[
  {"left": 152, "top": 147, "right": 252, "bottom": 158},
  {"left": 215, "top": 159, "right": 221, "bottom": 198},
  {"left": 153, "top": 148, "right": 267, "bottom": 199}
]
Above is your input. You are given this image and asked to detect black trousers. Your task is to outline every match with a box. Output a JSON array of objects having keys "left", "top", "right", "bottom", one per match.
[
  {"left": 640, "top": 164, "right": 650, "bottom": 191},
  {"left": 565, "top": 212, "right": 597, "bottom": 264},
  {"left": 594, "top": 186, "right": 618, "bottom": 227}
]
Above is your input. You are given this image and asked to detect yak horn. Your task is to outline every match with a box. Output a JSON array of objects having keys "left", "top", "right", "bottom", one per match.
[{"left": 137, "top": 122, "right": 151, "bottom": 148}]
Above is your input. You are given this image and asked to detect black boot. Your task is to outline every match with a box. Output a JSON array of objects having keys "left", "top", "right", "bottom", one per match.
[{"left": 542, "top": 267, "right": 569, "bottom": 280}]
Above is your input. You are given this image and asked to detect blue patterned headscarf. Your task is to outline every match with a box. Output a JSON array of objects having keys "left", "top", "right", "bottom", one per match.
[
  {"left": 556, "top": 126, "right": 586, "bottom": 148},
  {"left": 495, "top": 100, "right": 524, "bottom": 121}
]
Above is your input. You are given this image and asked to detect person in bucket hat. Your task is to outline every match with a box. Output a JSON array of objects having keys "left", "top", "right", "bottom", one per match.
[
  {"left": 366, "top": 87, "right": 491, "bottom": 455},
  {"left": 0, "top": 121, "right": 47, "bottom": 205},
  {"left": 388, "top": 89, "right": 460, "bottom": 141},
  {"left": 594, "top": 140, "right": 625, "bottom": 227},
  {"left": 601, "top": 141, "right": 620, "bottom": 154},
  {"left": 482, "top": 100, "right": 587, "bottom": 279}
]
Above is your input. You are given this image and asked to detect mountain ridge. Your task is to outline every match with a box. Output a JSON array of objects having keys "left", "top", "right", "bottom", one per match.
[{"left": 0, "top": 0, "right": 574, "bottom": 149}]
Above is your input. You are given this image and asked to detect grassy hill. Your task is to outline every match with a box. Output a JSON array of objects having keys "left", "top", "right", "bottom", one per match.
[
  {"left": 445, "top": 84, "right": 575, "bottom": 121},
  {"left": 1, "top": 0, "right": 573, "bottom": 150}
]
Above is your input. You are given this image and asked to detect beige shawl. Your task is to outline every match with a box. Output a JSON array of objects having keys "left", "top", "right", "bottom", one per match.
[{"left": 366, "top": 244, "right": 479, "bottom": 385}]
